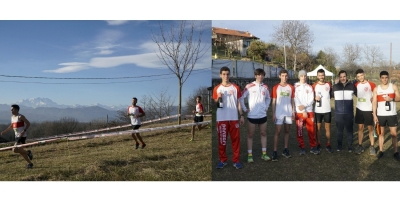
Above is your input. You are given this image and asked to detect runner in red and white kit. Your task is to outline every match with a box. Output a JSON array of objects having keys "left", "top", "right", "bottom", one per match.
[
  {"left": 1, "top": 104, "right": 33, "bottom": 169},
  {"left": 312, "top": 69, "right": 333, "bottom": 153},
  {"left": 354, "top": 69, "right": 376, "bottom": 155},
  {"left": 271, "top": 69, "right": 295, "bottom": 161},
  {"left": 127, "top": 97, "right": 146, "bottom": 149},
  {"left": 213, "top": 66, "right": 245, "bottom": 169},
  {"left": 294, "top": 70, "right": 318, "bottom": 155},
  {"left": 239, "top": 68, "right": 271, "bottom": 163},
  {"left": 372, "top": 71, "right": 400, "bottom": 160},
  {"left": 190, "top": 96, "right": 207, "bottom": 141}
]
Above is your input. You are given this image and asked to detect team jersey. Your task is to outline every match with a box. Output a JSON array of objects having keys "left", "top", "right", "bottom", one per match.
[
  {"left": 376, "top": 83, "right": 396, "bottom": 116},
  {"left": 11, "top": 114, "right": 27, "bottom": 137},
  {"left": 127, "top": 106, "right": 145, "bottom": 125},
  {"left": 312, "top": 82, "right": 332, "bottom": 113},
  {"left": 294, "top": 82, "right": 314, "bottom": 113},
  {"left": 213, "top": 83, "right": 241, "bottom": 121},
  {"left": 355, "top": 81, "right": 376, "bottom": 111},
  {"left": 271, "top": 83, "right": 295, "bottom": 119},
  {"left": 239, "top": 81, "right": 271, "bottom": 119},
  {"left": 195, "top": 103, "right": 204, "bottom": 117}
]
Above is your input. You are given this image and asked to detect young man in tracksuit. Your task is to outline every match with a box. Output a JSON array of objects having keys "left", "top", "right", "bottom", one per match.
[
  {"left": 213, "top": 66, "right": 245, "bottom": 169},
  {"left": 333, "top": 70, "right": 357, "bottom": 152},
  {"left": 294, "top": 70, "right": 318, "bottom": 155}
]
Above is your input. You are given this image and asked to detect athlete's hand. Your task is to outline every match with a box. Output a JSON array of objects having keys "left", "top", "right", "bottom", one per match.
[
  {"left": 239, "top": 116, "right": 245, "bottom": 125},
  {"left": 245, "top": 109, "right": 250, "bottom": 113},
  {"left": 302, "top": 112, "right": 308, "bottom": 119},
  {"left": 373, "top": 115, "right": 379, "bottom": 123},
  {"left": 298, "top": 105, "right": 305, "bottom": 111},
  {"left": 192, "top": 110, "right": 196, "bottom": 114}
]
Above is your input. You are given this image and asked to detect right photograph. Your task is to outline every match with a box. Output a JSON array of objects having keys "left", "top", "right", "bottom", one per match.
[{"left": 211, "top": 20, "right": 400, "bottom": 181}]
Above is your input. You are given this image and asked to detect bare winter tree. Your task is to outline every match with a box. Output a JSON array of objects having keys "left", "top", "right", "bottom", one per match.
[
  {"left": 363, "top": 44, "right": 384, "bottom": 68},
  {"left": 152, "top": 20, "right": 210, "bottom": 124},
  {"left": 341, "top": 43, "right": 362, "bottom": 77},
  {"left": 272, "top": 20, "right": 314, "bottom": 71},
  {"left": 148, "top": 87, "right": 175, "bottom": 119}
]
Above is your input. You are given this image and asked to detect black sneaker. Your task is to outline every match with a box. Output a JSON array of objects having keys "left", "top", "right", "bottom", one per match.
[
  {"left": 272, "top": 151, "right": 278, "bottom": 162},
  {"left": 326, "top": 146, "right": 334, "bottom": 153},
  {"left": 26, "top": 163, "right": 33, "bottom": 169},
  {"left": 337, "top": 145, "right": 342, "bottom": 152},
  {"left": 394, "top": 152, "right": 400, "bottom": 161},
  {"left": 142, "top": 143, "right": 146, "bottom": 149},
  {"left": 282, "top": 149, "right": 292, "bottom": 158},
  {"left": 348, "top": 147, "right": 353, "bottom": 153},
  {"left": 27, "top": 150, "right": 33, "bottom": 160},
  {"left": 377, "top": 151, "right": 384, "bottom": 159},
  {"left": 310, "top": 147, "right": 319, "bottom": 155},
  {"left": 316, "top": 145, "right": 321, "bottom": 152},
  {"left": 135, "top": 143, "right": 139, "bottom": 149}
]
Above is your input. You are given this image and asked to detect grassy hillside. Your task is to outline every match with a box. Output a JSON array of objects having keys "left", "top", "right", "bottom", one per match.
[{"left": 0, "top": 118, "right": 211, "bottom": 181}]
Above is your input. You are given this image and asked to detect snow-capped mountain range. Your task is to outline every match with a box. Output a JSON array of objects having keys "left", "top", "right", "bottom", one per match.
[{"left": 15, "top": 97, "right": 126, "bottom": 111}]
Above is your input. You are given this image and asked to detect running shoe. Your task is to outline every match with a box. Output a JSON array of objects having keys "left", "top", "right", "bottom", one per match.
[
  {"left": 369, "top": 146, "right": 376, "bottom": 155},
  {"left": 190, "top": 138, "right": 193, "bottom": 142},
  {"left": 142, "top": 143, "right": 146, "bottom": 149},
  {"left": 272, "top": 151, "right": 278, "bottom": 162},
  {"left": 394, "top": 152, "right": 400, "bottom": 161},
  {"left": 310, "top": 147, "right": 319, "bottom": 155},
  {"left": 233, "top": 162, "right": 243, "bottom": 169},
  {"left": 261, "top": 154, "right": 271, "bottom": 161},
  {"left": 282, "top": 149, "right": 292, "bottom": 158},
  {"left": 326, "top": 146, "right": 334, "bottom": 153},
  {"left": 355, "top": 145, "right": 364, "bottom": 155},
  {"left": 377, "top": 151, "right": 384, "bottom": 159},
  {"left": 299, "top": 148, "right": 306, "bottom": 155},
  {"left": 337, "top": 145, "right": 342, "bottom": 152},
  {"left": 27, "top": 150, "right": 33, "bottom": 160},
  {"left": 316, "top": 145, "right": 321, "bottom": 152},
  {"left": 348, "top": 147, "right": 353, "bottom": 153},
  {"left": 135, "top": 143, "right": 139, "bottom": 149},
  {"left": 247, "top": 155, "right": 254, "bottom": 163},
  {"left": 26, "top": 163, "right": 33, "bottom": 169},
  {"left": 216, "top": 161, "right": 227, "bottom": 169}
]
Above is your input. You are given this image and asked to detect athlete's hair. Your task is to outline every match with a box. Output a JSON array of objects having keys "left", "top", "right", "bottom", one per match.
[
  {"left": 317, "top": 69, "right": 325, "bottom": 74},
  {"left": 338, "top": 70, "right": 347, "bottom": 77},
  {"left": 355, "top": 68, "right": 364, "bottom": 75},
  {"left": 11, "top": 104, "right": 20, "bottom": 111},
  {"left": 380, "top": 70, "right": 389, "bottom": 77},
  {"left": 220, "top": 66, "right": 230, "bottom": 74},
  {"left": 254, "top": 68, "right": 266, "bottom": 76},
  {"left": 196, "top": 96, "right": 201, "bottom": 100},
  {"left": 279, "top": 69, "right": 288, "bottom": 75},
  {"left": 132, "top": 97, "right": 138, "bottom": 100}
]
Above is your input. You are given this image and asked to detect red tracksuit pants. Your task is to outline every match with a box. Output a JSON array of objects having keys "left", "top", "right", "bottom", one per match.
[
  {"left": 295, "top": 112, "right": 316, "bottom": 149},
  {"left": 217, "top": 121, "right": 240, "bottom": 163}
]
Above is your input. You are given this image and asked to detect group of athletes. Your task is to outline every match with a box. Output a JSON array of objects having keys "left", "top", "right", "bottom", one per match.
[
  {"left": 0, "top": 95, "right": 210, "bottom": 169},
  {"left": 213, "top": 66, "right": 400, "bottom": 169}
]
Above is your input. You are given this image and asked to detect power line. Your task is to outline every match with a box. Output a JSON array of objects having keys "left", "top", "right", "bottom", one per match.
[
  {"left": 0, "top": 68, "right": 210, "bottom": 85},
  {"left": 0, "top": 67, "right": 210, "bottom": 80}
]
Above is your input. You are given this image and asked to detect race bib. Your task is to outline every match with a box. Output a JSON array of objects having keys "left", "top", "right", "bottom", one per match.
[
  {"left": 358, "top": 98, "right": 366, "bottom": 102},
  {"left": 280, "top": 91, "right": 290, "bottom": 97}
]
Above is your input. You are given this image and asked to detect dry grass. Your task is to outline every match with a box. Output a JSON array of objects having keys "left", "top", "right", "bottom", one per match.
[
  {"left": 212, "top": 101, "right": 400, "bottom": 181},
  {"left": 0, "top": 118, "right": 211, "bottom": 181}
]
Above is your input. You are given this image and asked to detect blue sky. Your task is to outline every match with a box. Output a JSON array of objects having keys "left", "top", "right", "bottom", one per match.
[
  {"left": 212, "top": 20, "right": 400, "bottom": 66},
  {"left": 0, "top": 20, "right": 211, "bottom": 107}
]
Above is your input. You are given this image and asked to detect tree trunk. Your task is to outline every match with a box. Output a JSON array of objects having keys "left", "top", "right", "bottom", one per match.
[{"left": 178, "top": 79, "right": 182, "bottom": 125}]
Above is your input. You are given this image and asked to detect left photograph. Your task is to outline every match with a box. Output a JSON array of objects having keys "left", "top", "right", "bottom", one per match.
[{"left": 0, "top": 20, "right": 212, "bottom": 181}]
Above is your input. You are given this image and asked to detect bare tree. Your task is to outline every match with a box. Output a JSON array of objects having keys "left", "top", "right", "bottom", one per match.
[
  {"left": 363, "top": 44, "right": 384, "bottom": 68},
  {"left": 148, "top": 87, "right": 175, "bottom": 119},
  {"left": 324, "top": 47, "right": 340, "bottom": 68},
  {"left": 152, "top": 20, "right": 210, "bottom": 124},
  {"left": 272, "top": 20, "right": 314, "bottom": 71},
  {"left": 341, "top": 43, "right": 362, "bottom": 77}
]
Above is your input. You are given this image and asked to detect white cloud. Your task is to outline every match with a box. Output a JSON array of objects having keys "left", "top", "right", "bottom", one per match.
[
  {"left": 89, "top": 53, "right": 163, "bottom": 69},
  {"left": 43, "top": 63, "right": 90, "bottom": 73},
  {"left": 106, "top": 20, "right": 129, "bottom": 26},
  {"left": 96, "top": 49, "right": 114, "bottom": 55}
]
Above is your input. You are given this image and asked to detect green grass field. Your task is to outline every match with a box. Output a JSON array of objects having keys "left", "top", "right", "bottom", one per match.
[
  {"left": 0, "top": 118, "right": 211, "bottom": 181},
  {"left": 212, "top": 101, "right": 400, "bottom": 181}
]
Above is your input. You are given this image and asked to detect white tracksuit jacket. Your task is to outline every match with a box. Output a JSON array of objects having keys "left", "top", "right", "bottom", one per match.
[
  {"left": 239, "top": 81, "right": 271, "bottom": 119},
  {"left": 294, "top": 82, "right": 314, "bottom": 113}
]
